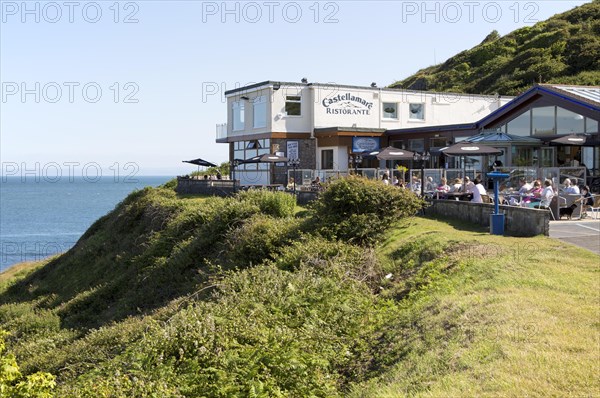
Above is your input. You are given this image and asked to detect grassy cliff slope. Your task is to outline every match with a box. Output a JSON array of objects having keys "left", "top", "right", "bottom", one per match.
[
  {"left": 0, "top": 182, "right": 598, "bottom": 397},
  {"left": 391, "top": 1, "right": 600, "bottom": 95}
]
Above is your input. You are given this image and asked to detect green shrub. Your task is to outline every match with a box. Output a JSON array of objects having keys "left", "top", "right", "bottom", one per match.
[
  {"left": 308, "top": 177, "right": 424, "bottom": 246},
  {"left": 237, "top": 190, "right": 296, "bottom": 218},
  {"left": 0, "top": 330, "right": 56, "bottom": 397},
  {"left": 223, "top": 215, "right": 301, "bottom": 268}
]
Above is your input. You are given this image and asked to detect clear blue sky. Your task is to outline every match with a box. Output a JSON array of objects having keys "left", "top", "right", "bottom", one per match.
[{"left": 0, "top": 1, "right": 589, "bottom": 176}]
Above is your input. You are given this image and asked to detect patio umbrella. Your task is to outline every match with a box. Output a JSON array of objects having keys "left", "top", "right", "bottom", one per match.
[
  {"left": 442, "top": 142, "right": 502, "bottom": 191},
  {"left": 240, "top": 153, "right": 289, "bottom": 164},
  {"left": 551, "top": 134, "right": 599, "bottom": 146},
  {"left": 441, "top": 142, "right": 503, "bottom": 156},
  {"left": 182, "top": 158, "right": 217, "bottom": 172},
  {"left": 375, "top": 147, "right": 415, "bottom": 183}
]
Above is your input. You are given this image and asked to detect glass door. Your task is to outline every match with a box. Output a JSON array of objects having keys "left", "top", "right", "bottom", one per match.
[{"left": 540, "top": 147, "right": 555, "bottom": 167}]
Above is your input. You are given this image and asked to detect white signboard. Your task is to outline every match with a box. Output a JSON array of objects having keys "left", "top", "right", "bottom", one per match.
[{"left": 287, "top": 141, "right": 299, "bottom": 160}]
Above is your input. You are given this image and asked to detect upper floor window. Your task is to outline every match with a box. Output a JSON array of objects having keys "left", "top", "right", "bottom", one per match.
[
  {"left": 232, "top": 101, "right": 245, "bottom": 131},
  {"left": 383, "top": 102, "right": 398, "bottom": 119},
  {"left": 285, "top": 95, "right": 301, "bottom": 116},
  {"left": 409, "top": 103, "right": 425, "bottom": 120},
  {"left": 253, "top": 96, "right": 267, "bottom": 128}
]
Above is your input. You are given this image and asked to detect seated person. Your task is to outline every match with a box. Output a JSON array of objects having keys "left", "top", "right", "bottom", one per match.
[
  {"left": 562, "top": 178, "right": 580, "bottom": 194},
  {"left": 436, "top": 177, "right": 450, "bottom": 193},
  {"left": 579, "top": 185, "right": 594, "bottom": 218},
  {"left": 464, "top": 176, "right": 474, "bottom": 191},
  {"left": 469, "top": 178, "right": 487, "bottom": 203},
  {"left": 535, "top": 180, "right": 555, "bottom": 208},
  {"left": 517, "top": 178, "right": 532, "bottom": 194},
  {"left": 530, "top": 180, "right": 543, "bottom": 198},
  {"left": 392, "top": 176, "right": 399, "bottom": 186},
  {"left": 450, "top": 178, "right": 462, "bottom": 193},
  {"left": 287, "top": 177, "right": 296, "bottom": 190},
  {"left": 425, "top": 176, "right": 435, "bottom": 192},
  {"left": 408, "top": 176, "right": 421, "bottom": 193}
]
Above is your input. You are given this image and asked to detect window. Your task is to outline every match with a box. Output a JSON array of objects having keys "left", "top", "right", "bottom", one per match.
[
  {"left": 506, "top": 110, "right": 531, "bottom": 136},
  {"left": 253, "top": 96, "right": 267, "bottom": 128},
  {"left": 586, "top": 117, "right": 598, "bottom": 134},
  {"left": 246, "top": 140, "right": 262, "bottom": 149},
  {"left": 408, "top": 139, "right": 424, "bottom": 152},
  {"left": 531, "top": 106, "right": 555, "bottom": 135},
  {"left": 382, "top": 102, "right": 398, "bottom": 119},
  {"left": 285, "top": 96, "right": 301, "bottom": 116},
  {"left": 321, "top": 149, "right": 334, "bottom": 169},
  {"left": 232, "top": 101, "right": 245, "bottom": 131},
  {"left": 556, "top": 107, "right": 584, "bottom": 134},
  {"left": 409, "top": 103, "right": 425, "bottom": 120}
]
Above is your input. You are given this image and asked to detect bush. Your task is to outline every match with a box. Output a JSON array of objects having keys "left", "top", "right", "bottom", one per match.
[
  {"left": 223, "top": 215, "right": 301, "bottom": 268},
  {"left": 236, "top": 190, "right": 296, "bottom": 218},
  {"left": 308, "top": 177, "right": 424, "bottom": 246}
]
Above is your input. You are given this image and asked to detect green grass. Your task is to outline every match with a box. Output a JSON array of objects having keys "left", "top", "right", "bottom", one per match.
[
  {"left": 350, "top": 216, "right": 599, "bottom": 397},
  {"left": 0, "top": 186, "right": 597, "bottom": 397}
]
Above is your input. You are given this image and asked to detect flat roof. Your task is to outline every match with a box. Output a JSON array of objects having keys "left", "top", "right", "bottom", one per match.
[{"left": 224, "top": 80, "right": 510, "bottom": 100}]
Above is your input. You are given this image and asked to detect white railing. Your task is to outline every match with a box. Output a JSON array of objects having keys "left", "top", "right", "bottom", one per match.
[{"left": 215, "top": 123, "right": 227, "bottom": 140}]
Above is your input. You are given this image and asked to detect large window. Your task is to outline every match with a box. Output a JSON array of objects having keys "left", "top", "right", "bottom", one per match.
[
  {"left": 253, "top": 96, "right": 267, "bottom": 128},
  {"left": 382, "top": 102, "right": 398, "bottom": 119},
  {"left": 234, "top": 139, "right": 270, "bottom": 170},
  {"left": 506, "top": 110, "right": 531, "bottom": 136},
  {"left": 531, "top": 107, "right": 555, "bottom": 135},
  {"left": 556, "top": 107, "right": 584, "bottom": 134},
  {"left": 232, "top": 101, "right": 245, "bottom": 131},
  {"left": 409, "top": 103, "right": 425, "bottom": 120},
  {"left": 321, "top": 149, "right": 334, "bottom": 169},
  {"left": 285, "top": 95, "right": 301, "bottom": 116}
]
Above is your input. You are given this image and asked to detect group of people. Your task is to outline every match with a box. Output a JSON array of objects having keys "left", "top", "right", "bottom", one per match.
[{"left": 512, "top": 177, "right": 595, "bottom": 216}]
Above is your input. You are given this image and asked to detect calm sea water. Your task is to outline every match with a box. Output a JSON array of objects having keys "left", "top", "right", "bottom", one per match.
[{"left": 0, "top": 176, "right": 171, "bottom": 271}]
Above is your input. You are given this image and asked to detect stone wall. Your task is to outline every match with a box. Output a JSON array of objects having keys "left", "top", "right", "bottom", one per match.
[
  {"left": 271, "top": 138, "right": 316, "bottom": 185},
  {"left": 425, "top": 200, "right": 550, "bottom": 237},
  {"left": 175, "top": 178, "right": 236, "bottom": 196}
]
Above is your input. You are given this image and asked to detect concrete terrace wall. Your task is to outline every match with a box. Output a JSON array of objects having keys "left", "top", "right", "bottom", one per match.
[
  {"left": 176, "top": 178, "right": 236, "bottom": 196},
  {"left": 425, "top": 200, "right": 550, "bottom": 237}
]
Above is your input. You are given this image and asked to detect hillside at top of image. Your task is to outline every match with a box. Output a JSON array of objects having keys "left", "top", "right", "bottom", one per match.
[{"left": 391, "top": 1, "right": 600, "bottom": 95}]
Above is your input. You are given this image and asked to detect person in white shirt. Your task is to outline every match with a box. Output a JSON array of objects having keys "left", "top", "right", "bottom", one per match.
[
  {"left": 562, "top": 178, "right": 580, "bottom": 194},
  {"left": 518, "top": 178, "right": 532, "bottom": 194},
  {"left": 470, "top": 178, "right": 487, "bottom": 203},
  {"left": 539, "top": 179, "right": 555, "bottom": 208}
]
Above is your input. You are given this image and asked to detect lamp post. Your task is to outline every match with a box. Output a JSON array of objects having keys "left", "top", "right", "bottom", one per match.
[
  {"left": 353, "top": 154, "right": 363, "bottom": 174},
  {"left": 413, "top": 151, "right": 430, "bottom": 197},
  {"left": 230, "top": 159, "right": 240, "bottom": 193},
  {"left": 287, "top": 158, "right": 300, "bottom": 193}
]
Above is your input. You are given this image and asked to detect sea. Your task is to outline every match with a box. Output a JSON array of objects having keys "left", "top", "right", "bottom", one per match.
[{"left": 0, "top": 176, "right": 171, "bottom": 272}]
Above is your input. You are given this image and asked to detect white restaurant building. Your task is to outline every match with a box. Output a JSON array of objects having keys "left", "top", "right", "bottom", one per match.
[{"left": 216, "top": 80, "right": 512, "bottom": 185}]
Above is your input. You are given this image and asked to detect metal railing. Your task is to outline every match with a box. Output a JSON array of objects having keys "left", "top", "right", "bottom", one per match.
[{"left": 215, "top": 123, "right": 227, "bottom": 140}]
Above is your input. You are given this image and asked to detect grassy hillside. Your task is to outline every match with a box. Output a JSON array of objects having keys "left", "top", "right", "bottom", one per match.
[
  {"left": 391, "top": 1, "right": 600, "bottom": 95},
  {"left": 0, "top": 181, "right": 598, "bottom": 397}
]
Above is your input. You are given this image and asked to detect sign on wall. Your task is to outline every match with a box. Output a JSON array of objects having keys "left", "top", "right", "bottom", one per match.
[
  {"left": 352, "top": 137, "right": 380, "bottom": 153},
  {"left": 321, "top": 93, "right": 373, "bottom": 115},
  {"left": 287, "top": 141, "right": 299, "bottom": 160}
]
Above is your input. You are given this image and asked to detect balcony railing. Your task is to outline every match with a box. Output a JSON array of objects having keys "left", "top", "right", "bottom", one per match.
[{"left": 216, "top": 123, "right": 227, "bottom": 141}]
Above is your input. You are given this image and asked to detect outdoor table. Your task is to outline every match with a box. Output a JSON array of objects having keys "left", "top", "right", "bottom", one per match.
[{"left": 445, "top": 192, "right": 473, "bottom": 201}]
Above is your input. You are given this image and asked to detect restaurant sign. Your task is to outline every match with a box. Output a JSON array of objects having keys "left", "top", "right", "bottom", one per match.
[
  {"left": 352, "top": 137, "right": 380, "bottom": 153},
  {"left": 322, "top": 93, "right": 373, "bottom": 115}
]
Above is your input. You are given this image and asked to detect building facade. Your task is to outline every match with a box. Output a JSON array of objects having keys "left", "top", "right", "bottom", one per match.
[{"left": 216, "top": 80, "right": 511, "bottom": 185}]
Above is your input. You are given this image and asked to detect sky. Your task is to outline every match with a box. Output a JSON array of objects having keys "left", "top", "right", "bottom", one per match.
[{"left": 0, "top": 0, "right": 590, "bottom": 176}]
